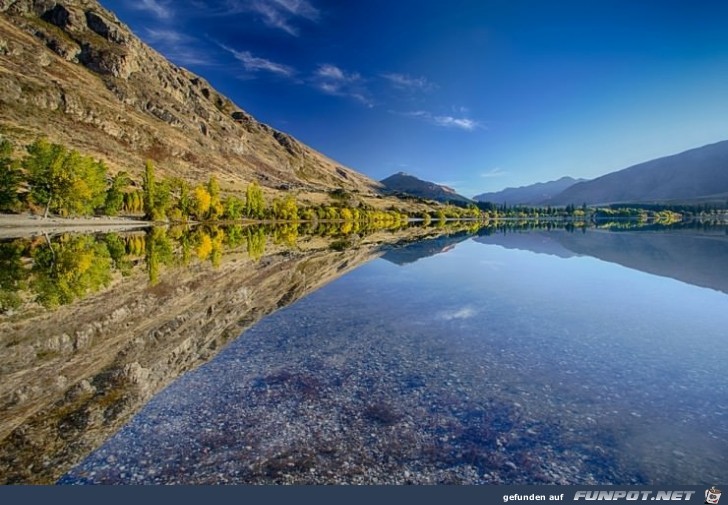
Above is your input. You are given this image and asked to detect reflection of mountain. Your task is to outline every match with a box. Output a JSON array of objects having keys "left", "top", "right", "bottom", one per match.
[
  {"left": 474, "top": 227, "right": 728, "bottom": 294},
  {"left": 0, "top": 226, "right": 446, "bottom": 484},
  {"left": 474, "top": 229, "right": 577, "bottom": 259},
  {"left": 381, "top": 231, "right": 471, "bottom": 265}
]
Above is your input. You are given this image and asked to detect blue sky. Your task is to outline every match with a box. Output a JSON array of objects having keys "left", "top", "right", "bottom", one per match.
[{"left": 100, "top": 0, "right": 728, "bottom": 197}]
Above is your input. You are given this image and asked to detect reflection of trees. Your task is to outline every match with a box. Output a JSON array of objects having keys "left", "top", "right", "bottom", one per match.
[
  {"left": 0, "top": 240, "right": 28, "bottom": 312},
  {"left": 7, "top": 219, "right": 635, "bottom": 313},
  {"left": 246, "top": 227, "right": 266, "bottom": 262},
  {"left": 31, "top": 235, "right": 113, "bottom": 308},
  {"left": 145, "top": 227, "right": 174, "bottom": 285}
]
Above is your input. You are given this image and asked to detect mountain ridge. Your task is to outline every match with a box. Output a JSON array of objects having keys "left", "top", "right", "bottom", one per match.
[
  {"left": 0, "top": 0, "right": 381, "bottom": 197},
  {"left": 380, "top": 172, "right": 473, "bottom": 205},
  {"left": 548, "top": 140, "right": 728, "bottom": 205},
  {"left": 473, "top": 176, "right": 585, "bottom": 205}
]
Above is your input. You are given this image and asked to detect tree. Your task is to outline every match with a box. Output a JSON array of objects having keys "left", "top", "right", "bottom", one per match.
[
  {"left": 272, "top": 194, "right": 298, "bottom": 220},
  {"left": 0, "top": 139, "right": 21, "bottom": 212},
  {"left": 192, "top": 185, "right": 211, "bottom": 220},
  {"left": 244, "top": 181, "right": 265, "bottom": 219},
  {"left": 207, "top": 175, "right": 223, "bottom": 220},
  {"left": 223, "top": 195, "right": 245, "bottom": 220},
  {"left": 103, "top": 171, "right": 130, "bottom": 216},
  {"left": 142, "top": 159, "right": 156, "bottom": 220},
  {"left": 24, "top": 139, "right": 106, "bottom": 217}
]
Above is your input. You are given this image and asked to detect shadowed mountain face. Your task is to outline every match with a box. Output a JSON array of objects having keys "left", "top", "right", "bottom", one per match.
[
  {"left": 473, "top": 177, "right": 585, "bottom": 205},
  {"left": 0, "top": 0, "right": 379, "bottom": 194},
  {"left": 474, "top": 226, "right": 728, "bottom": 295},
  {"left": 549, "top": 140, "right": 728, "bottom": 205},
  {"left": 380, "top": 172, "right": 473, "bottom": 205}
]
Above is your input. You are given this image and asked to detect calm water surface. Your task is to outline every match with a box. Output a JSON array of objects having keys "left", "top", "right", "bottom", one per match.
[{"left": 61, "top": 228, "right": 728, "bottom": 484}]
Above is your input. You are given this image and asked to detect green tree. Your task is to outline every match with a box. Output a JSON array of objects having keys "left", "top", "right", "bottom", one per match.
[
  {"left": 103, "top": 171, "right": 130, "bottom": 216},
  {"left": 0, "top": 139, "right": 22, "bottom": 212},
  {"left": 207, "top": 175, "right": 223, "bottom": 220},
  {"left": 142, "top": 159, "right": 157, "bottom": 220},
  {"left": 272, "top": 194, "right": 298, "bottom": 220},
  {"left": 223, "top": 195, "right": 245, "bottom": 220},
  {"left": 24, "top": 139, "right": 107, "bottom": 217},
  {"left": 244, "top": 181, "right": 266, "bottom": 219}
]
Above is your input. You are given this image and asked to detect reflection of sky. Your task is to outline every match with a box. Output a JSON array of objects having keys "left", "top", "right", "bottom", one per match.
[
  {"left": 361, "top": 237, "right": 728, "bottom": 411},
  {"left": 64, "top": 232, "right": 728, "bottom": 484}
]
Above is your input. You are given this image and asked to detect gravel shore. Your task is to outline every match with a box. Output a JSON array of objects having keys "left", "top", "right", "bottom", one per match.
[{"left": 0, "top": 213, "right": 150, "bottom": 238}]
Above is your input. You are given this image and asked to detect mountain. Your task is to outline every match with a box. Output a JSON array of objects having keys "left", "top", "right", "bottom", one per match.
[
  {"left": 473, "top": 176, "right": 585, "bottom": 205},
  {"left": 549, "top": 141, "right": 728, "bottom": 205},
  {"left": 473, "top": 227, "right": 728, "bottom": 295},
  {"left": 380, "top": 172, "right": 473, "bottom": 205},
  {"left": 0, "top": 0, "right": 380, "bottom": 197}
]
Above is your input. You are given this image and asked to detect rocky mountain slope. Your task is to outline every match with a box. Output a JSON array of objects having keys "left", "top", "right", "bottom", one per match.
[
  {"left": 473, "top": 176, "right": 585, "bottom": 205},
  {"left": 0, "top": 0, "right": 380, "bottom": 197},
  {"left": 549, "top": 140, "right": 728, "bottom": 205},
  {"left": 380, "top": 172, "right": 472, "bottom": 205}
]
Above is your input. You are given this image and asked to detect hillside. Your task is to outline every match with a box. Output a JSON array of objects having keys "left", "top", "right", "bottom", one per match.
[
  {"left": 0, "top": 0, "right": 381, "bottom": 199},
  {"left": 380, "top": 172, "right": 473, "bottom": 205},
  {"left": 473, "top": 176, "right": 585, "bottom": 205},
  {"left": 550, "top": 141, "right": 728, "bottom": 205}
]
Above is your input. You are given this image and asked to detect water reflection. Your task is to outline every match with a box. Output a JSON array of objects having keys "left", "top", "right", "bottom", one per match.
[
  {"left": 58, "top": 225, "right": 728, "bottom": 485},
  {"left": 0, "top": 222, "right": 461, "bottom": 484},
  {"left": 1, "top": 220, "right": 727, "bottom": 484}
]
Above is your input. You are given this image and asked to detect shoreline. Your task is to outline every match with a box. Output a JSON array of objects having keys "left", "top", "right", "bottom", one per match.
[{"left": 0, "top": 213, "right": 151, "bottom": 239}]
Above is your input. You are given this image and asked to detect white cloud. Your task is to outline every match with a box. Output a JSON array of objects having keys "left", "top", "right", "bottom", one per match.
[
  {"left": 382, "top": 73, "right": 437, "bottom": 92},
  {"left": 480, "top": 168, "right": 508, "bottom": 178},
  {"left": 312, "top": 64, "right": 373, "bottom": 107},
  {"left": 143, "top": 29, "right": 212, "bottom": 66},
  {"left": 226, "top": 48, "right": 296, "bottom": 77},
  {"left": 133, "top": 0, "right": 172, "bottom": 19},
  {"left": 399, "top": 110, "right": 481, "bottom": 131},
  {"left": 433, "top": 115, "right": 479, "bottom": 130},
  {"left": 248, "top": 0, "right": 320, "bottom": 35}
]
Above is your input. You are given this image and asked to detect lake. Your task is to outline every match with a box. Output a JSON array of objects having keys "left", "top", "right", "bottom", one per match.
[{"left": 1, "top": 222, "right": 727, "bottom": 484}]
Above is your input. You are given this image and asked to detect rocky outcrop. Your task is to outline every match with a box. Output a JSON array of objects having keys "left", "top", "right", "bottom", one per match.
[{"left": 0, "top": 0, "right": 379, "bottom": 194}]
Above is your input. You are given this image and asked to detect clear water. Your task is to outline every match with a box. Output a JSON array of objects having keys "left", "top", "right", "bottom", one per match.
[{"left": 60, "top": 228, "right": 728, "bottom": 484}]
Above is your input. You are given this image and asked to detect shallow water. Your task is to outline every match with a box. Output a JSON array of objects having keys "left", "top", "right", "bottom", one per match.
[{"left": 60, "top": 227, "right": 728, "bottom": 484}]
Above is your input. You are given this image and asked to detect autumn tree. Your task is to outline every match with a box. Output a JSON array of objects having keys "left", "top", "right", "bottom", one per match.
[
  {"left": 24, "top": 139, "right": 106, "bottom": 217},
  {"left": 0, "top": 139, "right": 21, "bottom": 212},
  {"left": 244, "top": 181, "right": 265, "bottom": 219},
  {"left": 192, "top": 184, "right": 211, "bottom": 220},
  {"left": 207, "top": 175, "right": 223, "bottom": 220}
]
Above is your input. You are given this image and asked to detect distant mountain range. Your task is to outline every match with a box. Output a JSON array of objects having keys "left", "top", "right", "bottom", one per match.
[
  {"left": 473, "top": 176, "right": 585, "bottom": 205},
  {"left": 473, "top": 140, "right": 728, "bottom": 207},
  {"left": 380, "top": 172, "right": 473, "bottom": 205},
  {"left": 548, "top": 140, "right": 728, "bottom": 205}
]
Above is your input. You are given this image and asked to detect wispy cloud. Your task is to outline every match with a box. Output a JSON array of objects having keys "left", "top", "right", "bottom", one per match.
[
  {"left": 400, "top": 110, "right": 481, "bottom": 131},
  {"left": 433, "top": 116, "right": 480, "bottom": 130},
  {"left": 247, "top": 0, "right": 321, "bottom": 36},
  {"left": 381, "top": 73, "right": 437, "bottom": 92},
  {"left": 480, "top": 168, "right": 508, "bottom": 178},
  {"left": 312, "top": 64, "right": 373, "bottom": 107},
  {"left": 132, "top": 0, "right": 172, "bottom": 19},
  {"left": 222, "top": 46, "right": 296, "bottom": 77},
  {"left": 144, "top": 28, "right": 212, "bottom": 66}
]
